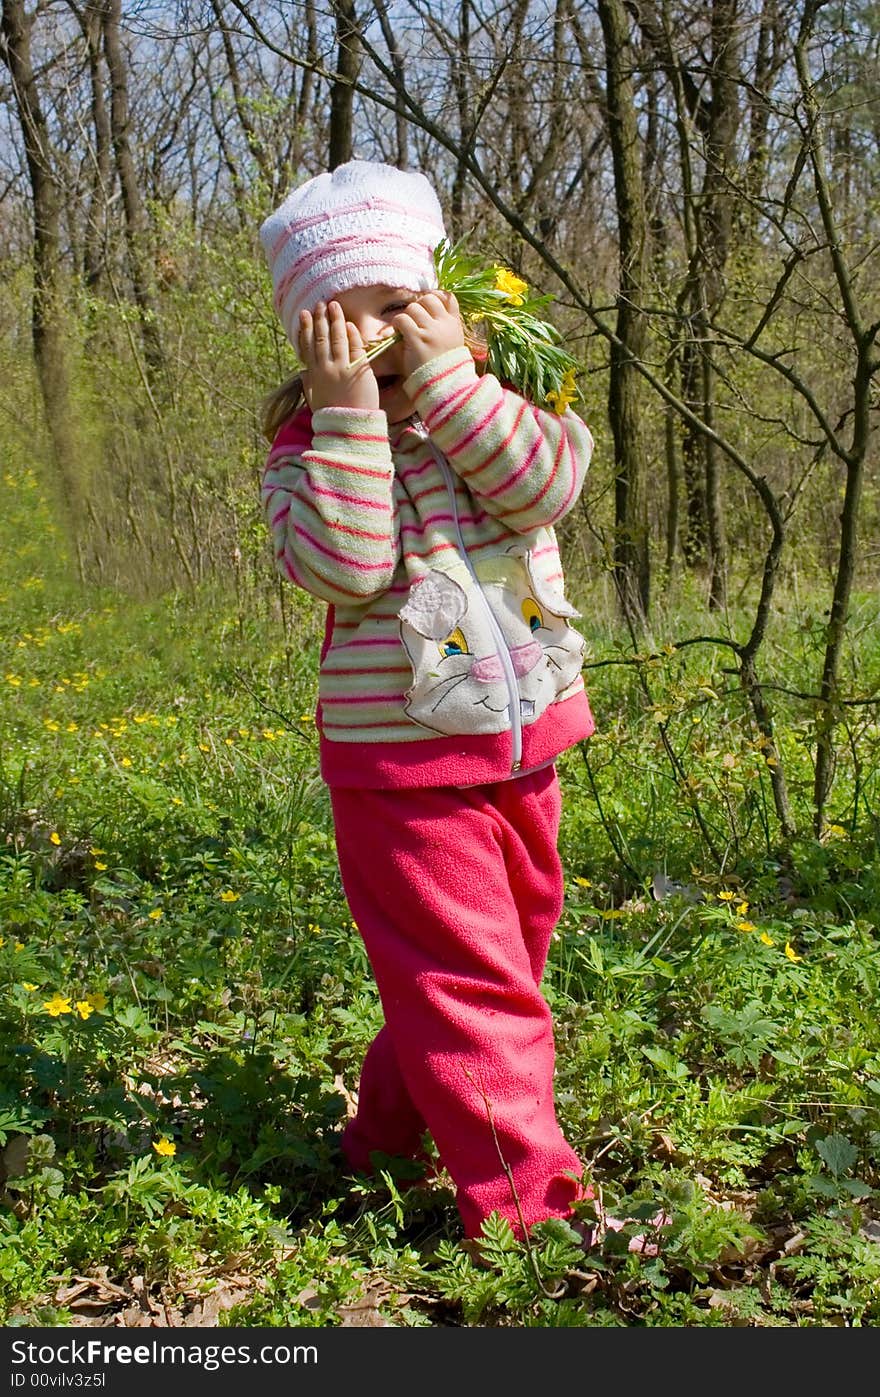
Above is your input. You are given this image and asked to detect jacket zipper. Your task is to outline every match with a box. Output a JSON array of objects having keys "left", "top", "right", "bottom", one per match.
[{"left": 410, "top": 416, "right": 523, "bottom": 771}]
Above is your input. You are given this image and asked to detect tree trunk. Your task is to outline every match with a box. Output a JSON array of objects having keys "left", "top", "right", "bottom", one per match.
[
  {"left": 101, "top": 0, "right": 164, "bottom": 378},
  {"left": 328, "top": 0, "right": 360, "bottom": 169},
  {"left": 598, "top": 0, "right": 650, "bottom": 624},
  {"left": 1, "top": 0, "right": 85, "bottom": 562},
  {"left": 68, "top": 0, "right": 113, "bottom": 291}
]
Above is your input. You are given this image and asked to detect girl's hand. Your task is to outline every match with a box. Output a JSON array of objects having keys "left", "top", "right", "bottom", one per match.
[
  {"left": 393, "top": 291, "right": 465, "bottom": 380},
  {"left": 298, "top": 301, "right": 379, "bottom": 412}
]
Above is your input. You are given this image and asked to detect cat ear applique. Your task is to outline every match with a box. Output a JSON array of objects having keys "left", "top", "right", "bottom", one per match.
[
  {"left": 399, "top": 571, "right": 468, "bottom": 640},
  {"left": 521, "top": 551, "right": 581, "bottom": 620}
]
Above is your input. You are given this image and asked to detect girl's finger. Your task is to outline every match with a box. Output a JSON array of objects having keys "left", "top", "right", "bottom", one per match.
[
  {"left": 437, "top": 289, "right": 460, "bottom": 317},
  {"left": 297, "top": 309, "right": 313, "bottom": 363},
  {"left": 327, "top": 301, "right": 350, "bottom": 360},
  {"left": 346, "top": 320, "right": 367, "bottom": 358},
  {"left": 395, "top": 300, "right": 431, "bottom": 330},
  {"left": 311, "top": 302, "right": 331, "bottom": 363},
  {"left": 413, "top": 290, "right": 456, "bottom": 320}
]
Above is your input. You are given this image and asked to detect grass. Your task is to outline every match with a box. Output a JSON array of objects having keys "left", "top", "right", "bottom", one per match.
[{"left": 1, "top": 463, "right": 879, "bottom": 1329}]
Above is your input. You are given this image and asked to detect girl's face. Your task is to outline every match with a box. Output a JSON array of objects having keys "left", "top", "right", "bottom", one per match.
[{"left": 332, "top": 283, "right": 419, "bottom": 423}]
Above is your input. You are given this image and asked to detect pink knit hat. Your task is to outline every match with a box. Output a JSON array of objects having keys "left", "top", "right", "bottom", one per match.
[{"left": 260, "top": 160, "right": 447, "bottom": 347}]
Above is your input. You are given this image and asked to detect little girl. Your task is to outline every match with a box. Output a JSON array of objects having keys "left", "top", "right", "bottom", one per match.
[{"left": 259, "top": 159, "right": 597, "bottom": 1244}]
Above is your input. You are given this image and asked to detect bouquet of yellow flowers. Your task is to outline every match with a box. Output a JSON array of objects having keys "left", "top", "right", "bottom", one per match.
[{"left": 361, "top": 237, "right": 581, "bottom": 413}]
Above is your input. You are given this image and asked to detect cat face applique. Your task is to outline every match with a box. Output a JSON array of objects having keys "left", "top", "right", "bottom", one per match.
[{"left": 398, "top": 551, "right": 585, "bottom": 736}]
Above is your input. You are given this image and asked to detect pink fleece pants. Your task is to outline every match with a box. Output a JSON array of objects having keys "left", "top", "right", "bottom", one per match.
[{"left": 330, "top": 765, "right": 586, "bottom": 1239}]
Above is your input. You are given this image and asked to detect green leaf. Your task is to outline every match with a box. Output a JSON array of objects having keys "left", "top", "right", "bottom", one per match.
[
  {"left": 815, "top": 1133, "right": 858, "bottom": 1177},
  {"left": 642, "top": 1045, "right": 690, "bottom": 1080}
]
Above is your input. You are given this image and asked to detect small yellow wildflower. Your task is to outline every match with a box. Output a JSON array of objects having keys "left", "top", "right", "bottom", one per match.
[
  {"left": 784, "top": 942, "right": 802, "bottom": 963},
  {"left": 153, "top": 1138, "right": 176, "bottom": 1158},
  {"left": 718, "top": 891, "right": 735, "bottom": 902},
  {"left": 43, "top": 993, "right": 72, "bottom": 1017},
  {"left": 759, "top": 933, "right": 775, "bottom": 947},
  {"left": 573, "top": 876, "right": 592, "bottom": 889},
  {"left": 736, "top": 920, "right": 756, "bottom": 933},
  {"left": 736, "top": 901, "right": 749, "bottom": 916},
  {"left": 494, "top": 266, "right": 528, "bottom": 304},
  {"left": 13, "top": 942, "right": 23, "bottom": 952},
  {"left": 22, "top": 982, "right": 38, "bottom": 992},
  {"left": 91, "top": 847, "right": 106, "bottom": 855},
  {"left": 545, "top": 368, "right": 578, "bottom": 414},
  {"left": 94, "top": 861, "right": 107, "bottom": 872},
  {"left": 75, "top": 1000, "right": 95, "bottom": 1021},
  {"left": 120, "top": 757, "right": 132, "bottom": 768},
  {"left": 49, "top": 832, "right": 61, "bottom": 846},
  {"left": 148, "top": 908, "right": 164, "bottom": 920},
  {"left": 198, "top": 743, "right": 210, "bottom": 752},
  {"left": 219, "top": 890, "right": 240, "bottom": 903},
  {"left": 86, "top": 991, "right": 108, "bottom": 1011}
]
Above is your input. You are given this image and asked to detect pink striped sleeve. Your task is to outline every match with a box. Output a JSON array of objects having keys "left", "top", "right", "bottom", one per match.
[
  {"left": 403, "top": 348, "right": 594, "bottom": 533},
  {"left": 261, "top": 405, "right": 399, "bottom": 605}
]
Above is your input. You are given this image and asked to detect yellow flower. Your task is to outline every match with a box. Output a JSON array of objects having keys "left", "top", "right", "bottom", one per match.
[
  {"left": 198, "top": 743, "right": 210, "bottom": 752},
  {"left": 148, "top": 908, "right": 164, "bottom": 920},
  {"left": 494, "top": 266, "right": 528, "bottom": 304},
  {"left": 13, "top": 942, "right": 23, "bottom": 952},
  {"left": 75, "top": 1000, "right": 95, "bottom": 1020},
  {"left": 718, "top": 890, "right": 735, "bottom": 902},
  {"left": 545, "top": 368, "right": 578, "bottom": 414},
  {"left": 784, "top": 942, "right": 802, "bottom": 963},
  {"left": 573, "top": 876, "right": 592, "bottom": 888},
  {"left": 43, "top": 993, "right": 72, "bottom": 1017},
  {"left": 219, "top": 890, "right": 240, "bottom": 903},
  {"left": 86, "top": 991, "right": 108, "bottom": 1011},
  {"left": 22, "top": 982, "right": 38, "bottom": 991},
  {"left": 736, "top": 920, "right": 756, "bottom": 933},
  {"left": 94, "top": 861, "right": 107, "bottom": 871},
  {"left": 759, "top": 933, "right": 775, "bottom": 947},
  {"left": 49, "top": 832, "right": 61, "bottom": 846},
  {"left": 120, "top": 757, "right": 132, "bottom": 768},
  {"left": 153, "top": 1137, "right": 176, "bottom": 1158},
  {"left": 736, "top": 901, "right": 749, "bottom": 916}
]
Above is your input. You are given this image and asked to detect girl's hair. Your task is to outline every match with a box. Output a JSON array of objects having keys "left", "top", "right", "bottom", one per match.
[
  {"left": 261, "top": 373, "right": 306, "bottom": 442},
  {"left": 260, "top": 323, "right": 488, "bottom": 444}
]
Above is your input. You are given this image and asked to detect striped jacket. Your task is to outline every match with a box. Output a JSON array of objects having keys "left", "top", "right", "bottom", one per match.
[{"left": 261, "top": 345, "right": 596, "bottom": 788}]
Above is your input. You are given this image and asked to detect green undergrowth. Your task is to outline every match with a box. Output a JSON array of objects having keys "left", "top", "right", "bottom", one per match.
[{"left": 1, "top": 465, "right": 879, "bottom": 1329}]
